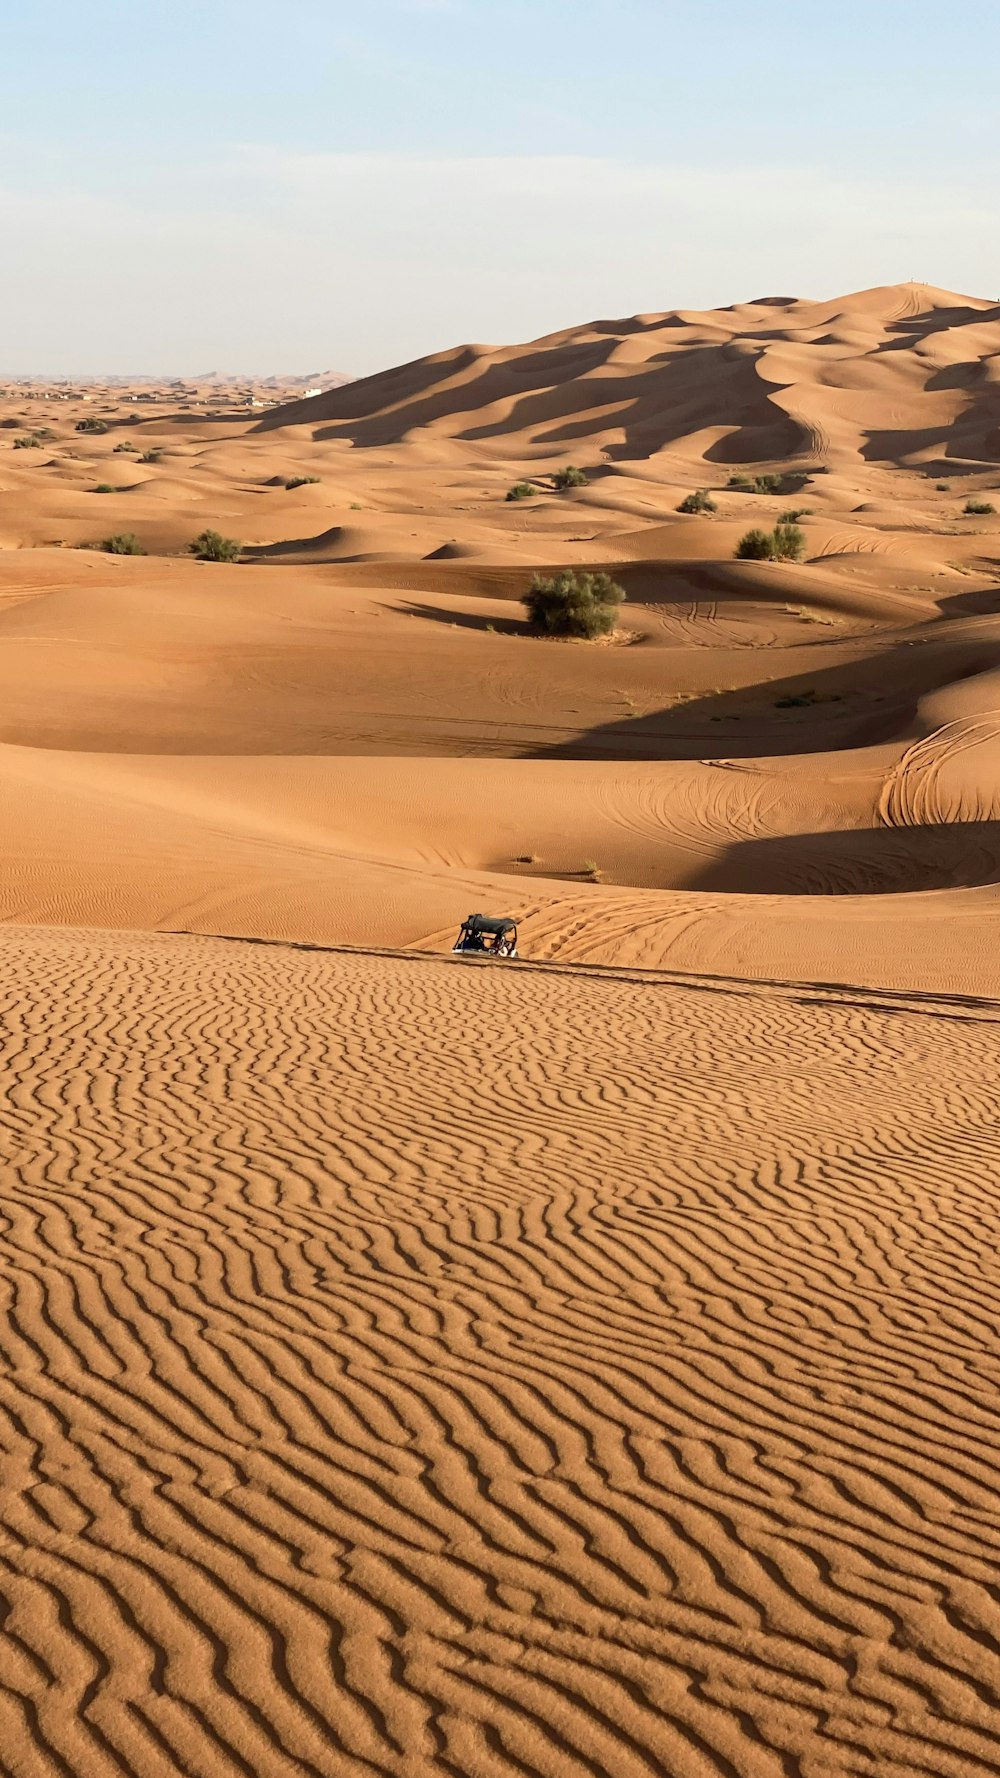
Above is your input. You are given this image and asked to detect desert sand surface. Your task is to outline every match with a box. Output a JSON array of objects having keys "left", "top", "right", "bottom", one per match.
[
  {"left": 3, "top": 925, "right": 1000, "bottom": 1778},
  {"left": 2, "top": 283, "right": 1000, "bottom": 1773}
]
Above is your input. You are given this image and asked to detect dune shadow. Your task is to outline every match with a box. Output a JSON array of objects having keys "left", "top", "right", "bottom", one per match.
[
  {"left": 399, "top": 600, "right": 526, "bottom": 636},
  {"left": 522, "top": 635, "right": 998, "bottom": 760},
  {"left": 935, "top": 580, "right": 1000, "bottom": 617},
  {"left": 691, "top": 821, "right": 1000, "bottom": 895}
]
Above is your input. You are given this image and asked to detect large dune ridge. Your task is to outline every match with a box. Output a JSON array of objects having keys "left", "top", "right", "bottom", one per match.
[{"left": 1, "top": 282, "right": 1000, "bottom": 1774}]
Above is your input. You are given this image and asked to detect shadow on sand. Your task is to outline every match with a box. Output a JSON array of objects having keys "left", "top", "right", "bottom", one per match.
[{"left": 690, "top": 821, "right": 1000, "bottom": 896}]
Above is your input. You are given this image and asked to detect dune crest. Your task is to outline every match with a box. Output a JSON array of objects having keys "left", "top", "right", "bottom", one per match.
[{"left": 257, "top": 281, "right": 1000, "bottom": 473}]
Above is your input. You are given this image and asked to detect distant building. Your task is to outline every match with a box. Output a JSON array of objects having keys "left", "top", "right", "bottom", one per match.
[{"left": 302, "top": 386, "right": 323, "bottom": 398}]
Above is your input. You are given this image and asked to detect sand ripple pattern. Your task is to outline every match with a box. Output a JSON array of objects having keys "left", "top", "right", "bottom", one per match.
[{"left": 1, "top": 927, "right": 1000, "bottom": 1777}]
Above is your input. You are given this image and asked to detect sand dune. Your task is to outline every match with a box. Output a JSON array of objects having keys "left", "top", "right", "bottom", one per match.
[
  {"left": 258, "top": 281, "right": 1000, "bottom": 477},
  {"left": 2, "top": 286, "right": 1000, "bottom": 1773},
  {"left": 2, "top": 925, "right": 1000, "bottom": 1777}
]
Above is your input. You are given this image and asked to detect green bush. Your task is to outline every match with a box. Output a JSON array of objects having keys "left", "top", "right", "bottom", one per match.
[
  {"left": 677, "top": 488, "right": 717, "bottom": 514},
  {"left": 93, "top": 483, "right": 118, "bottom": 494},
  {"left": 552, "top": 465, "right": 589, "bottom": 491},
  {"left": 772, "top": 522, "right": 807, "bottom": 561},
  {"left": 735, "top": 523, "right": 807, "bottom": 562},
  {"left": 506, "top": 481, "right": 536, "bottom": 502},
  {"left": 523, "top": 569, "right": 624, "bottom": 639},
  {"left": 728, "top": 471, "right": 799, "bottom": 495},
  {"left": 778, "top": 507, "right": 810, "bottom": 522},
  {"left": 113, "top": 441, "right": 137, "bottom": 453},
  {"left": 735, "top": 527, "right": 777, "bottom": 560},
  {"left": 190, "top": 528, "right": 241, "bottom": 562},
  {"left": 964, "top": 499, "right": 996, "bottom": 515},
  {"left": 285, "top": 474, "right": 320, "bottom": 490},
  {"left": 140, "top": 449, "right": 163, "bottom": 464},
  {"left": 101, "top": 532, "right": 145, "bottom": 555},
  {"left": 935, "top": 481, "right": 950, "bottom": 492},
  {"left": 13, "top": 435, "right": 43, "bottom": 449},
  {"left": 76, "top": 417, "right": 109, "bottom": 434}
]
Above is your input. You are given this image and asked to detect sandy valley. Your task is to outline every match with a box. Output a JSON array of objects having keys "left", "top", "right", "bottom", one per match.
[{"left": 1, "top": 282, "right": 1000, "bottom": 1775}]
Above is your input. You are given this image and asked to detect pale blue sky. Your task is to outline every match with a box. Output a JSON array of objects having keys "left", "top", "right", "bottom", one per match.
[{"left": 1, "top": 0, "right": 996, "bottom": 373}]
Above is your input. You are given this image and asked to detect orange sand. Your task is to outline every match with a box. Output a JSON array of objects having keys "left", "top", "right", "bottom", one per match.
[{"left": 0, "top": 284, "right": 999, "bottom": 1774}]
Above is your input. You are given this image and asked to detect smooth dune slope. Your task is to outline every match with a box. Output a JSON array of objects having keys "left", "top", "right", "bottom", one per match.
[
  {"left": 0, "top": 542, "right": 999, "bottom": 990},
  {"left": 2, "top": 925, "right": 1000, "bottom": 1778}
]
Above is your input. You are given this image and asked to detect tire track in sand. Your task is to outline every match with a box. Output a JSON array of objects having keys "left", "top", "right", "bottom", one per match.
[{"left": 0, "top": 927, "right": 999, "bottom": 1776}]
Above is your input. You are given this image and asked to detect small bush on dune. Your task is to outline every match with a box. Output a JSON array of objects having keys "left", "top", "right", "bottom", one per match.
[
  {"left": 285, "top": 474, "right": 320, "bottom": 490},
  {"left": 76, "top": 417, "right": 109, "bottom": 434},
  {"left": 935, "top": 481, "right": 950, "bottom": 492},
  {"left": 13, "top": 435, "right": 43, "bottom": 449},
  {"left": 523, "top": 569, "right": 624, "bottom": 639},
  {"left": 552, "top": 465, "right": 589, "bottom": 491},
  {"left": 114, "top": 441, "right": 137, "bottom": 453},
  {"left": 677, "top": 488, "right": 716, "bottom": 514},
  {"left": 735, "top": 527, "right": 777, "bottom": 560},
  {"left": 93, "top": 483, "right": 118, "bottom": 494},
  {"left": 772, "top": 522, "right": 806, "bottom": 561},
  {"left": 778, "top": 507, "right": 810, "bottom": 522},
  {"left": 140, "top": 449, "right": 163, "bottom": 464},
  {"left": 728, "top": 471, "right": 802, "bottom": 495},
  {"left": 190, "top": 528, "right": 241, "bottom": 562},
  {"left": 735, "top": 523, "right": 806, "bottom": 562},
  {"left": 506, "top": 481, "right": 536, "bottom": 502},
  {"left": 964, "top": 498, "right": 996, "bottom": 515},
  {"left": 101, "top": 532, "right": 145, "bottom": 555}
]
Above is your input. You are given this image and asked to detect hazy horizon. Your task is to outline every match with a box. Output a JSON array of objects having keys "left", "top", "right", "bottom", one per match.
[{"left": 2, "top": 0, "right": 998, "bottom": 375}]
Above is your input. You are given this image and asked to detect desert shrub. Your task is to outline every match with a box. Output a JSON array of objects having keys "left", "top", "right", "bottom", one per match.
[
  {"left": 772, "top": 522, "right": 806, "bottom": 561},
  {"left": 778, "top": 507, "right": 810, "bottom": 522},
  {"left": 935, "top": 481, "right": 950, "bottom": 492},
  {"left": 677, "top": 488, "right": 717, "bottom": 514},
  {"left": 735, "top": 527, "right": 777, "bottom": 560},
  {"left": 524, "top": 569, "right": 624, "bottom": 639},
  {"left": 190, "top": 528, "right": 241, "bottom": 562},
  {"left": 113, "top": 441, "right": 137, "bottom": 452},
  {"left": 13, "top": 435, "right": 43, "bottom": 449},
  {"left": 964, "top": 498, "right": 996, "bottom": 515},
  {"left": 285, "top": 474, "right": 320, "bottom": 490},
  {"left": 735, "top": 523, "right": 806, "bottom": 562},
  {"left": 76, "top": 417, "right": 109, "bottom": 434},
  {"left": 140, "top": 449, "right": 163, "bottom": 463},
  {"left": 552, "top": 465, "right": 589, "bottom": 491},
  {"left": 93, "top": 483, "right": 117, "bottom": 493},
  {"left": 101, "top": 532, "right": 145, "bottom": 555},
  {"left": 728, "top": 471, "right": 801, "bottom": 495},
  {"left": 506, "top": 481, "right": 536, "bottom": 502}
]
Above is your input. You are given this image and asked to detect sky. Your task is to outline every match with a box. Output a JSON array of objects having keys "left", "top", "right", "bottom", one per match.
[{"left": 1, "top": 0, "right": 997, "bottom": 375}]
